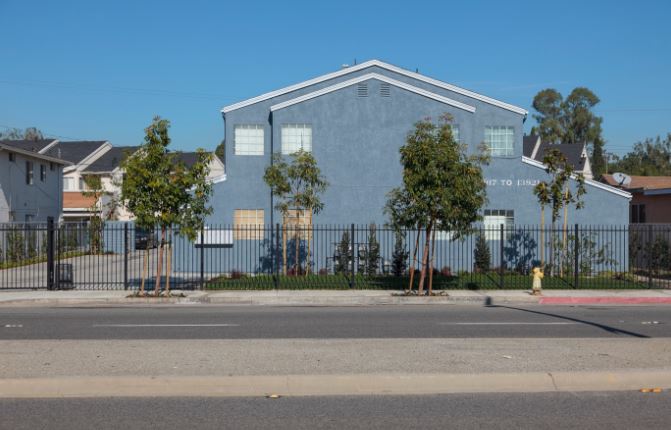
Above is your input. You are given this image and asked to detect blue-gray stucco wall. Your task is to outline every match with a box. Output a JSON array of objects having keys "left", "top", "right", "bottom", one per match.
[{"left": 210, "top": 65, "right": 628, "bottom": 227}]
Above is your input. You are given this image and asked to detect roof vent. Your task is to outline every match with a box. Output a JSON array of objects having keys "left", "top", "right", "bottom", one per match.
[
  {"left": 380, "top": 83, "right": 391, "bottom": 97},
  {"left": 357, "top": 82, "right": 368, "bottom": 97}
]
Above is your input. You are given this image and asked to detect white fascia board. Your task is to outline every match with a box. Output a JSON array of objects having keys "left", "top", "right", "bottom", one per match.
[
  {"left": 38, "top": 139, "right": 60, "bottom": 154},
  {"left": 270, "top": 73, "right": 476, "bottom": 113},
  {"left": 521, "top": 156, "right": 632, "bottom": 199},
  {"left": 75, "top": 141, "right": 112, "bottom": 171},
  {"left": 222, "top": 59, "right": 527, "bottom": 115}
]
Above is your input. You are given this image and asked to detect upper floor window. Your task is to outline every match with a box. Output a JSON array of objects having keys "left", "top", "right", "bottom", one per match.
[
  {"left": 484, "top": 126, "right": 514, "bottom": 157},
  {"left": 40, "top": 164, "right": 47, "bottom": 182},
  {"left": 50, "top": 162, "right": 55, "bottom": 171},
  {"left": 281, "top": 124, "right": 312, "bottom": 154},
  {"left": 63, "top": 177, "right": 74, "bottom": 191},
  {"left": 78, "top": 177, "right": 85, "bottom": 190},
  {"left": 8, "top": 152, "right": 15, "bottom": 162},
  {"left": 26, "top": 161, "right": 34, "bottom": 185},
  {"left": 234, "top": 124, "right": 264, "bottom": 156}
]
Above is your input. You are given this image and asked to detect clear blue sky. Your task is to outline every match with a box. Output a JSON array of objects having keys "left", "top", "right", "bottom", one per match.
[{"left": 1, "top": 0, "right": 669, "bottom": 155}]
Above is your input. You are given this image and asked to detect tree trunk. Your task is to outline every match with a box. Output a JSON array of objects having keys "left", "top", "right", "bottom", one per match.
[
  {"left": 417, "top": 220, "right": 433, "bottom": 295},
  {"left": 305, "top": 212, "right": 312, "bottom": 276},
  {"left": 154, "top": 227, "right": 166, "bottom": 295},
  {"left": 140, "top": 246, "right": 149, "bottom": 295},
  {"left": 428, "top": 227, "right": 436, "bottom": 295},
  {"left": 540, "top": 209, "right": 545, "bottom": 266},
  {"left": 408, "top": 227, "right": 421, "bottom": 292},
  {"left": 165, "top": 228, "right": 172, "bottom": 296},
  {"left": 282, "top": 220, "right": 287, "bottom": 275},
  {"left": 561, "top": 188, "right": 569, "bottom": 277},
  {"left": 294, "top": 211, "right": 300, "bottom": 274}
]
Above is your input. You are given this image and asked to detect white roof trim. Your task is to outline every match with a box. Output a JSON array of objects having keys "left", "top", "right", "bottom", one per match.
[
  {"left": 222, "top": 59, "right": 527, "bottom": 115},
  {"left": 521, "top": 156, "right": 631, "bottom": 199},
  {"left": 38, "top": 139, "right": 60, "bottom": 154},
  {"left": 270, "top": 73, "right": 476, "bottom": 113}
]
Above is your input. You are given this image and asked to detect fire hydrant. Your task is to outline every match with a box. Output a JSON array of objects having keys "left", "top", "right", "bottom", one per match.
[{"left": 531, "top": 267, "right": 544, "bottom": 295}]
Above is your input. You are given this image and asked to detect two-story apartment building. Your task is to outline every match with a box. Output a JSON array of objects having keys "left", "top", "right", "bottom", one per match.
[
  {"left": 0, "top": 140, "right": 70, "bottom": 222},
  {"left": 210, "top": 60, "right": 629, "bottom": 233}
]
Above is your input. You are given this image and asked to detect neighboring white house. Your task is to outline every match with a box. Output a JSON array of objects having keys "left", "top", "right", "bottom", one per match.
[
  {"left": 0, "top": 140, "right": 71, "bottom": 223},
  {"left": 523, "top": 134, "right": 593, "bottom": 179},
  {"left": 81, "top": 148, "right": 226, "bottom": 221}
]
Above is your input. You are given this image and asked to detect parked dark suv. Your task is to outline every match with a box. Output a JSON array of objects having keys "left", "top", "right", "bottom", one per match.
[{"left": 135, "top": 228, "right": 157, "bottom": 250}]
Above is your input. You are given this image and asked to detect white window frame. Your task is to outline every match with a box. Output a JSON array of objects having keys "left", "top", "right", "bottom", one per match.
[
  {"left": 63, "top": 177, "right": 74, "bottom": 191},
  {"left": 281, "top": 124, "right": 312, "bottom": 154},
  {"left": 234, "top": 124, "right": 264, "bottom": 156},
  {"left": 484, "top": 126, "right": 515, "bottom": 157},
  {"left": 483, "top": 209, "right": 514, "bottom": 240}
]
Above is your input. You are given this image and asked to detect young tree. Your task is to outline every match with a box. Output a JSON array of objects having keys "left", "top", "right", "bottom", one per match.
[
  {"left": 390, "top": 230, "right": 409, "bottom": 277},
  {"left": 121, "top": 117, "right": 213, "bottom": 295},
  {"left": 264, "top": 149, "right": 328, "bottom": 275},
  {"left": 365, "top": 223, "right": 380, "bottom": 276},
  {"left": 533, "top": 148, "right": 586, "bottom": 275},
  {"left": 82, "top": 175, "right": 108, "bottom": 254},
  {"left": 386, "top": 115, "right": 488, "bottom": 295},
  {"left": 335, "top": 231, "right": 351, "bottom": 274},
  {"left": 473, "top": 232, "right": 490, "bottom": 272}
]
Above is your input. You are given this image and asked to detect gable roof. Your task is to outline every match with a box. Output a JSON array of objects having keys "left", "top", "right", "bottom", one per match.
[
  {"left": 84, "top": 146, "right": 139, "bottom": 173},
  {"left": 522, "top": 156, "right": 630, "bottom": 198},
  {"left": 602, "top": 174, "right": 671, "bottom": 191},
  {"left": 522, "top": 134, "right": 540, "bottom": 158},
  {"left": 0, "top": 139, "right": 58, "bottom": 153},
  {"left": 270, "top": 73, "right": 476, "bottom": 113},
  {"left": 44, "top": 141, "right": 109, "bottom": 165},
  {"left": 535, "top": 142, "right": 588, "bottom": 172},
  {"left": 222, "top": 59, "right": 528, "bottom": 115},
  {"left": 0, "top": 141, "right": 71, "bottom": 165}
]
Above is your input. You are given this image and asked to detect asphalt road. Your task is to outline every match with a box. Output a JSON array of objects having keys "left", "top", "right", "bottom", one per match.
[
  {"left": 1, "top": 391, "right": 669, "bottom": 430},
  {"left": 1, "top": 305, "right": 670, "bottom": 339}
]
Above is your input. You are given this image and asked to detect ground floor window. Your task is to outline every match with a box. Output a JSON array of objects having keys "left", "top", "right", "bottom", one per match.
[
  {"left": 483, "top": 209, "right": 514, "bottom": 240},
  {"left": 630, "top": 204, "right": 646, "bottom": 223},
  {"left": 233, "top": 209, "right": 264, "bottom": 240},
  {"left": 283, "top": 209, "right": 312, "bottom": 240}
]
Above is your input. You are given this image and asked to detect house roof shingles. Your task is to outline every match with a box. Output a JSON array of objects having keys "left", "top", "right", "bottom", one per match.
[
  {"left": 0, "top": 139, "right": 57, "bottom": 152},
  {"left": 85, "top": 146, "right": 138, "bottom": 173},
  {"left": 522, "top": 134, "right": 587, "bottom": 172},
  {"left": 44, "top": 141, "right": 108, "bottom": 165}
]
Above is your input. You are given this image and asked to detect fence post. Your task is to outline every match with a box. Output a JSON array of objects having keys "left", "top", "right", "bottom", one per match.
[
  {"left": 350, "top": 223, "right": 355, "bottom": 289},
  {"left": 648, "top": 224, "right": 653, "bottom": 289},
  {"left": 574, "top": 224, "right": 579, "bottom": 289},
  {"left": 499, "top": 224, "right": 504, "bottom": 289},
  {"left": 200, "top": 227, "right": 205, "bottom": 290},
  {"left": 274, "top": 223, "right": 280, "bottom": 289},
  {"left": 46, "top": 217, "right": 54, "bottom": 290},
  {"left": 123, "top": 223, "right": 129, "bottom": 290}
]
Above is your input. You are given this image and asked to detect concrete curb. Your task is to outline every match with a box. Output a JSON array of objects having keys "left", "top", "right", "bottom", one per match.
[
  {"left": 1, "top": 371, "right": 669, "bottom": 398},
  {"left": 0, "top": 289, "right": 670, "bottom": 307}
]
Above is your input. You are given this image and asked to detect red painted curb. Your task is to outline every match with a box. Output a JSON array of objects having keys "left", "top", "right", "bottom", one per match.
[{"left": 539, "top": 297, "right": 671, "bottom": 305}]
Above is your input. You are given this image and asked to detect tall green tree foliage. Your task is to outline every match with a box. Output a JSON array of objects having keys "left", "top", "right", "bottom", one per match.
[
  {"left": 386, "top": 115, "right": 488, "bottom": 295},
  {"left": 121, "top": 117, "right": 213, "bottom": 295},
  {"left": 264, "top": 149, "right": 328, "bottom": 275},
  {"left": 530, "top": 87, "right": 606, "bottom": 177},
  {"left": 609, "top": 134, "right": 671, "bottom": 176}
]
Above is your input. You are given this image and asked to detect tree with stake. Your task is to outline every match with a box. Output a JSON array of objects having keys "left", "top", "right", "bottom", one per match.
[
  {"left": 264, "top": 149, "right": 328, "bottom": 275},
  {"left": 386, "top": 115, "right": 488, "bottom": 295},
  {"left": 532, "top": 148, "right": 586, "bottom": 276},
  {"left": 121, "top": 117, "right": 213, "bottom": 295}
]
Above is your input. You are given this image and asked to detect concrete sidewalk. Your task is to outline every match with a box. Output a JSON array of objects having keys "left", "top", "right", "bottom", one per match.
[{"left": 0, "top": 288, "right": 671, "bottom": 307}]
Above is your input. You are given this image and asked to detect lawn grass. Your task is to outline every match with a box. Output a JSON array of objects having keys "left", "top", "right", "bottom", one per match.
[
  {"left": 206, "top": 272, "right": 648, "bottom": 290},
  {"left": 0, "top": 250, "right": 90, "bottom": 270}
]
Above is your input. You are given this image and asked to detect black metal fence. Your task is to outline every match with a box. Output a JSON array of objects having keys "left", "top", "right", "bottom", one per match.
[{"left": 1, "top": 220, "right": 670, "bottom": 290}]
